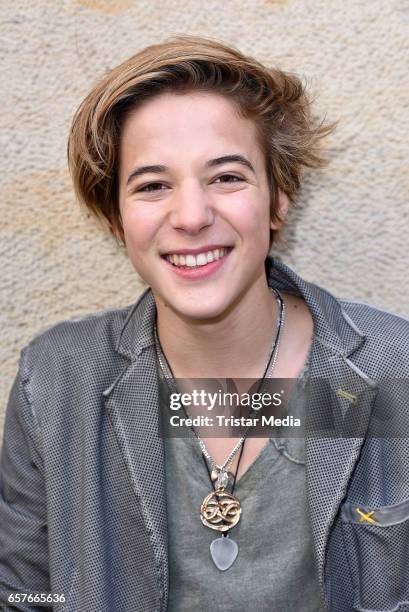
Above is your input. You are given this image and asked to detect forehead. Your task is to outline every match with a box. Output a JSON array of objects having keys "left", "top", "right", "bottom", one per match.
[{"left": 119, "top": 91, "right": 263, "bottom": 168}]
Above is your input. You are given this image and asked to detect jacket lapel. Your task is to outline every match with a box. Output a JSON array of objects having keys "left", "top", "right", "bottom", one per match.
[
  {"left": 267, "top": 258, "right": 379, "bottom": 592},
  {"left": 305, "top": 336, "right": 378, "bottom": 591},
  {"left": 102, "top": 290, "right": 168, "bottom": 612}
]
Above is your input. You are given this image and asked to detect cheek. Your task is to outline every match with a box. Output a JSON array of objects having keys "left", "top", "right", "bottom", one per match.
[
  {"left": 121, "top": 206, "right": 159, "bottom": 251},
  {"left": 229, "top": 194, "right": 271, "bottom": 237}
]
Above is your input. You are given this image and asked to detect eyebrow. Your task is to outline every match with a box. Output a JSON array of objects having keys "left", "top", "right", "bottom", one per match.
[{"left": 126, "top": 154, "right": 255, "bottom": 186}]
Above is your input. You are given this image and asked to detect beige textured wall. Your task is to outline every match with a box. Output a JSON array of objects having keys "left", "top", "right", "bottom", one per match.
[{"left": 1, "top": 0, "right": 408, "bottom": 435}]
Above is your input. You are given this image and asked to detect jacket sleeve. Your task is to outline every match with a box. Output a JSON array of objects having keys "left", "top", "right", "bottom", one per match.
[{"left": 0, "top": 350, "right": 51, "bottom": 611}]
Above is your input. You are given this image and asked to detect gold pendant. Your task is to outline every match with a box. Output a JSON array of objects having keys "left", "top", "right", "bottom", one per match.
[{"left": 200, "top": 489, "right": 242, "bottom": 532}]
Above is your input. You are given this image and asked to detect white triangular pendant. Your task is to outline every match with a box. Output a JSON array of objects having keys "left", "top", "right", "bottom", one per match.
[{"left": 210, "top": 535, "right": 239, "bottom": 571}]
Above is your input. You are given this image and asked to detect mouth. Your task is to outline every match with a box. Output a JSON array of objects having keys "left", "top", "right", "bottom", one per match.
[{"left": 161, "top": 247, "right": 232, "bottom": 269}]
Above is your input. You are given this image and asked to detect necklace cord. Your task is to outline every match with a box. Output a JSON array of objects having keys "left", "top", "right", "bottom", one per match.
[
  {"left": 198, "top": 288, "right": 284, "bottom": 501},
  {"left": 154, "top": 286, "right": 285, "bottom": 534}
]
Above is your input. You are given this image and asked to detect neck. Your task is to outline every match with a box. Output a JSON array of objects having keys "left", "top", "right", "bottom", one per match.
[{"left": 155, "top": 274, "right": 279, "bottom": 378}]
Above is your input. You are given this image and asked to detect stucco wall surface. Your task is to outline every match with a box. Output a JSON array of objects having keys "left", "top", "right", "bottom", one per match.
[{"left": 1, "top": 0, "right": 408, "bottom": 434}]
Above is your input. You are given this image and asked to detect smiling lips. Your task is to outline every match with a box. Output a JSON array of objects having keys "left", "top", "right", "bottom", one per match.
[{"left": 164, "top": 247, "right": 230, "bottom": 268}]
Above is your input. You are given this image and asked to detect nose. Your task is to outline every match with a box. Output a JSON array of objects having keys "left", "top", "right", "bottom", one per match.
[{"left": 169, "top": 180, "right": 214, "bottom": 235}]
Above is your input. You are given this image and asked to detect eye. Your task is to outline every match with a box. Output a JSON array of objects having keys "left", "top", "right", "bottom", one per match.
[
  {"left": 136, "top": 182, "right": 169, "bottom": 193},
  {"left": 213, "top": 174, "right": 244, "bottom": 184}
]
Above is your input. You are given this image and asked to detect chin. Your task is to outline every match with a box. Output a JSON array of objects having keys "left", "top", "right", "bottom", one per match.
[{"left": 165, "top": 296, "right": 232, "bottom": 323}]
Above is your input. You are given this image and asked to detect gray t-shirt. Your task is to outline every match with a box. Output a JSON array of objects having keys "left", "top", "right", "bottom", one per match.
[{"left": 163, "top": 354, "right": 325, "bottom": 611}]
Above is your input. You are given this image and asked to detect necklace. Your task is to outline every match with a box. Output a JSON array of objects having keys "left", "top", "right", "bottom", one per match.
[
  {"left": 154, "top": 287, "right": 285, "bottom": 570},
  {"left": 196, "top": 290, "right": 284, "bottom": 492},
  {"left": 200, "top": 436, "right": 246, "bottom": 571}
]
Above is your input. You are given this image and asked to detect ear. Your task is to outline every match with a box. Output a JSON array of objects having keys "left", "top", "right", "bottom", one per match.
[{"left": 270, "top": 190, "right": 290, "bottom": 231}]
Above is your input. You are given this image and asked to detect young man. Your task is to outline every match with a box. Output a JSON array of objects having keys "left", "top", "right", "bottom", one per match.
[{"left": 1, "top": 36, "right": 408, "bottom": 612}]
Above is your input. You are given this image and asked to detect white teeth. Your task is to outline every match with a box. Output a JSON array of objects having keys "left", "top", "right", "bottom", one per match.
[
  {"left": 196, "top": 253, "right": 207, "bottom": 266},
  {"left": 165, "top": 247, "right": 229, "bottom": 268}
]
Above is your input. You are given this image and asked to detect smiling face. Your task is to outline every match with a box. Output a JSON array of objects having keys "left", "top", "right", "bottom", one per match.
[{"left": 118, "top": 91, "right": 287, "bottom": 322}]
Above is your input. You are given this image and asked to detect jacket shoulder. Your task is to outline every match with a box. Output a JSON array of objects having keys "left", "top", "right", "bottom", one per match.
[
  {"left": 25, "top": 305, "right": 132, "bottom": 358},
  {"left": 340, "top": 299, "right": 409, "bottom": 343},
  {"left": 9, "top": 306, "right": 135, "bottom": 443},
  {"left": 20, "top": 305, "right": 134, "bottom": 390},
  {"left": 340, "top": 299, "right": 409, "bottom": 378}
]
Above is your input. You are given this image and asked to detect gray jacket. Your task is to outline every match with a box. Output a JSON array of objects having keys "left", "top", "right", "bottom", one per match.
[{"left": 1, "top": 257, "right": 409, "bottom": 612}]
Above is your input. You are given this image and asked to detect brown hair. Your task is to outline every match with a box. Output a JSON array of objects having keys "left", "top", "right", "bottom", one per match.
[{"left": 68, "top": 35, "right": 334, "bottom": 246}]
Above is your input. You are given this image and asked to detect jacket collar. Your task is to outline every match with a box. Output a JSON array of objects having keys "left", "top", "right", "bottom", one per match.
[
  {"left": 266, "top": 257, "right": 366, "bottom": 357},
  {"left": 115, "top": 286, "right": 156, "bottom": 360},
  {"left": 115, "top": 256, "right": 366, "bottom": 361}
]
